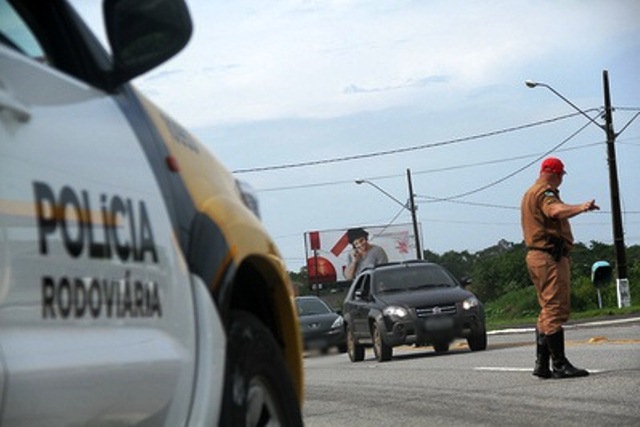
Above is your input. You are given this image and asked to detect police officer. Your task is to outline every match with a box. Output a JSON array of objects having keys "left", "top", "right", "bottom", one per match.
[{"left": 521, "top": 157, "right": 599, "bottom": 379}]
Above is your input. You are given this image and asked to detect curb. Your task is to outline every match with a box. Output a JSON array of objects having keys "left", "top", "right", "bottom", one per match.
[{"left": 488, "top": 316, "right": 640, "bottom": 336}]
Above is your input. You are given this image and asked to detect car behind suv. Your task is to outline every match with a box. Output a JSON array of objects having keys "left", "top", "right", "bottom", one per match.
[
  {"left": 342, "top": 261, "right": 487, "bottom": 362},
  {"left": 296, "top": 296, "right": 347, "bottom": 354}
]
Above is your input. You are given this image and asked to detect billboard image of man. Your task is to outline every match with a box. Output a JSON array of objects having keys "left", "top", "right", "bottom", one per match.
[{"left": 344, "top": 227, "right": 389, "bottom": 280}]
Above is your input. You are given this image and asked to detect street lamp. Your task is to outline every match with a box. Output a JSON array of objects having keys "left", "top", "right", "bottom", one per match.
[
  {"left": 355, "top": 168, "right": 422, "bottom": 260},
  {"left": 526, "top": 71, "right": 631, "bottom": 307}
]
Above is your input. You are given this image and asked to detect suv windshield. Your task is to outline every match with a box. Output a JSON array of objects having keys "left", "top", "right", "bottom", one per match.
[{"left": 375, "top": 265, "right": 456, "bottom": 293}]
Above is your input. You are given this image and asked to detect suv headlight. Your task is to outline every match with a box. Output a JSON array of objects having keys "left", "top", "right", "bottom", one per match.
[
  {"left": 462, "top": 296, "right": 480, "bottom": 310},
  {"left": 383, "top": 306, "right": 409, "bottom": 319}
]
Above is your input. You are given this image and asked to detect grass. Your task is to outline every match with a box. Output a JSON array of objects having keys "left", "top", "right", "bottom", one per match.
[{"left": 486, "top": 304, "right": 640, "bottom": 331}]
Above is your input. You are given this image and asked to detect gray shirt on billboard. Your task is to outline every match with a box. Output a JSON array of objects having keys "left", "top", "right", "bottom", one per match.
[{"left": 348, "top": 245, "right": 389, "bottom": 277}]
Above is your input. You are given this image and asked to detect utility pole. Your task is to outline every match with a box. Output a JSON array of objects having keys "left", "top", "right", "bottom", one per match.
[
  {"left": 526, "top": 70, "right": 632, "bottom": 307},
  {"left": 602, "top": 70, "right": 630, "bottom": 307},
  {"left": 406, "top": 169, "right": 422, "bottom": 260},
  {"left": 355, "top": 171, "right": 423, "bottom": 261}
]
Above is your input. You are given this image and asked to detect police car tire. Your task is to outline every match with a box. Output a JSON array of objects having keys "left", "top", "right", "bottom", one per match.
[{"left": 219, "top": 310, "right": 303, "bottom": 427}]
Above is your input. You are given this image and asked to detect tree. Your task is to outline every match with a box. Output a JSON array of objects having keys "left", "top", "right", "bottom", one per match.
[
  {"left": 289, "top": 241, "right": 640, "bottom": 310},
  {"left": 470, "top": 242, "right": 529, "bottom": 302}
]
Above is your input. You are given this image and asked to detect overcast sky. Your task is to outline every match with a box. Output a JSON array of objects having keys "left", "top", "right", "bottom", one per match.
[{"left": 75, "top": 0, "right": 640, "bottom": 272}]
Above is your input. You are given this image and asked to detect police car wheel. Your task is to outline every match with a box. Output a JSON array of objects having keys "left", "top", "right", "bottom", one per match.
[{"left": 220, "top": 310, "right": 303, "bottom": 426}]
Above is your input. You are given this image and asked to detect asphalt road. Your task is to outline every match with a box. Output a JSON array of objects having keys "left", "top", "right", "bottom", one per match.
[{"left": 302, "top": 318, "right": 640, "bottom": 426}]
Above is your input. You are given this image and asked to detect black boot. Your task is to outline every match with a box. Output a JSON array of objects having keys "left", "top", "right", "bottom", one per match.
[
  {"left": 546, "top": 329, "right": 589, "bottom": 378},
  {"left": 533, "top": 329, "right": 551, "bottom": 379}
]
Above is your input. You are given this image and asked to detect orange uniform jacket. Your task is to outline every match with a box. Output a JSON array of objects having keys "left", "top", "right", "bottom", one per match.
[{"left": 521, "top": 179, "right": 574, "bottom": 252}]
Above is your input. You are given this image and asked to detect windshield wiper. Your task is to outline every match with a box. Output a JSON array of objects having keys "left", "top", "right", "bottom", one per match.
[
  {"left": 410, "top": 283, "right": 452, "bottom": 290},
  {"left": 379, "top": 287, "right": 406, "bottom": 293}
]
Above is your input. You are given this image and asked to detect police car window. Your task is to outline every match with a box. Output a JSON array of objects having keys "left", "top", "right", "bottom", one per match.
[{"left": 0, "top": 0, "right": 48, "bottom": 63}]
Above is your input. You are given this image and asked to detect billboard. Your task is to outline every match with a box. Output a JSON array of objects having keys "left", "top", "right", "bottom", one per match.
[{"left": 304, "top": 223, "right": 422, "bottom": 283}]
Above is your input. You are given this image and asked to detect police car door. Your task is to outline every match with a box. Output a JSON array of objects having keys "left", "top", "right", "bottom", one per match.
[{"left": 0, "top": 2, "right": 196, "bottom": 425}]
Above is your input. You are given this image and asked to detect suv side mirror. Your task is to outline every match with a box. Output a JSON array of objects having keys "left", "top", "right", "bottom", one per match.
[
  {"left": 355, "top": 289, "right": 369, "bottom": 300},
  {"left": 105, "top": 0, "right": 192, "bottom": 86},
  {"left": 460, "top": 277, "right": 471, "bottom": 288}
]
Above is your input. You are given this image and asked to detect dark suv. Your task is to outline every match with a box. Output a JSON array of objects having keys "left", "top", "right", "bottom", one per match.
[{"left": 342, "top": 261, "right": 487, "bottom": 362}]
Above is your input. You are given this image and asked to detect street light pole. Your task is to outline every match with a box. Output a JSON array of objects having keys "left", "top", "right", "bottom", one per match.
[
  {"left": 355, "top": 169, "right": 422, "bottom": 260},
  {"left": 525, "top": 71, "right": 631, "bottom": 307}
]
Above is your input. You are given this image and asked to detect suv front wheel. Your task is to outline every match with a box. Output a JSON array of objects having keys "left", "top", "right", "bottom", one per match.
[
  {"left": 467, "top": 328, "right": 488, "bottom": 351},
  {"left": 346, "top": 326, "right": 365, "bottom": 362},
  {"left": 372, "top": 322, "right": 392, "bottom": 362}
]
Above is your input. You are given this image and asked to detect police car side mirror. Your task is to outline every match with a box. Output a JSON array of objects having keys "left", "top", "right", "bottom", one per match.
[{"left": 104, "top": 0, "right": 193, "bottom": 86}]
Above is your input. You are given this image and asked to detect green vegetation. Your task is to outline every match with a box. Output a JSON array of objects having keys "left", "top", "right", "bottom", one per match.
[
  {"left": 485, "top": 302, "right": 640, "bottom": 331},
  {"left": 291, "top": 240, "right": 640, "bottom": 328}
]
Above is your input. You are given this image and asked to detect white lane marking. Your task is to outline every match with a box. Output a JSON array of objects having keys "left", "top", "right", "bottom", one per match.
[
  {"left": 488, "top": 316, "right": 640, "bottom": 335},
  {"left": 475, "top": 367, "right": 605, "bottom": 373},
  {"left": 475, "top": 367, "right": 532, "bottom": 372}
]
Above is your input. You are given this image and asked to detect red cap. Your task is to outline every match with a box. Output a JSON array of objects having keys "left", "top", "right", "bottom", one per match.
[{"left": 540, "top": 157, "right": 566, "bottom": 175}]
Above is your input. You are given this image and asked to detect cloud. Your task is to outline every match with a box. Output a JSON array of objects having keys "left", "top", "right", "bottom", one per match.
[
  {"left": 143, "top": 69, "right": 185, "bottom": 81},
  {"left": 67, "top": 0, "right": 640, "bottom": 272},
  {"left": 343, "top": 75, "right": 449, "bottom": 94},
  {"left": 128, "top": 0, "right": 638, "bottom": 129}
]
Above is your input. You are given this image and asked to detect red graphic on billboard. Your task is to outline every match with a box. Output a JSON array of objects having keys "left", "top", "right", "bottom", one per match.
[
  {"left": 309, "top": 231, "right": 321, "bottom": 250},
  {"left": 306, "top": 255, "right": 337, "bottom": 283},
  {"left": 330, "top": 232, "right": 349, "bottom": 257}
]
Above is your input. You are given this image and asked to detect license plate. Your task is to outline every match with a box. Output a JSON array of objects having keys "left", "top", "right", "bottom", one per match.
[{"left": 425, "top": 316, "right": 454, "bottom": 331}]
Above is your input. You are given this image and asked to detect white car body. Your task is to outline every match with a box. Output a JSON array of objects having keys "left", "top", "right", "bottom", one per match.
[{"left": 0, "top": 0, "right": 303, "bottom": 425}]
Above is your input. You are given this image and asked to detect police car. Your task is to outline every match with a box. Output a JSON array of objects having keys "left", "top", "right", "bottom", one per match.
[{"left": 0, "top": 0, "right": 303, "bottom": 425}]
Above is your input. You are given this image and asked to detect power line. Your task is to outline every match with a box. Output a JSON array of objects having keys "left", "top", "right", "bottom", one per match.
[
  {"left": 414, "top": 196, "right": 640, "bottom": 214},
  {"left": 615, "top": 107, "right": 640, "bottom": 111},
  {"left": 248, "top": 109, "right": 639, "bottom": 220},
  {"left": 415, "top": 197, "right": 518, "bottom": 210},
  {"left": 433, "top": 118, "right": 594, "bottom": 201},
  {"left": 232, "top": 110, "right": 599, "bottom": 174},
  {"left": 255, "top": 142, "right": 603, "bottom": 193},
  {"left": 253, "top": 128, "right": 640, "bottom": 216}
]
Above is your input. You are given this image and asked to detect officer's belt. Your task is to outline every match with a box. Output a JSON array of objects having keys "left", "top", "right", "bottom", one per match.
[
  {"left": 527, "top": 246, "right": 552, "bottom": 253},
  {"left": 527, "top": 246, "right": 569, "bottom": 257}
]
